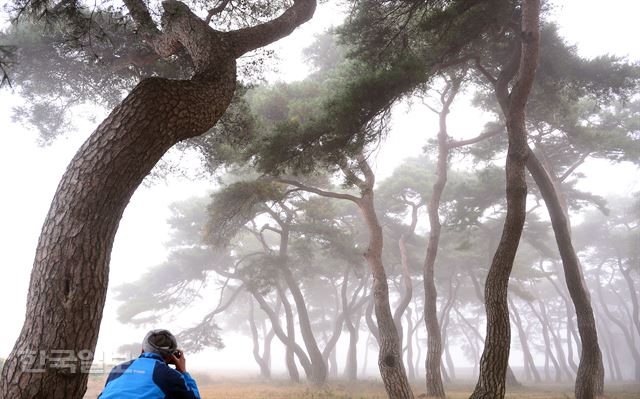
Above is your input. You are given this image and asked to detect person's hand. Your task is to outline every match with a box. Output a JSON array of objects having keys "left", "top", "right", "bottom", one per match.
[{"left": 168, "top": 350, "right": 187, "bottom": 373}]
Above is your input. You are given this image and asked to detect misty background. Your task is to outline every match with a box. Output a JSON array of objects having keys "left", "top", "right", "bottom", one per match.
[{"left": 0, "top": 0, "right": 638, "bottom": 381}]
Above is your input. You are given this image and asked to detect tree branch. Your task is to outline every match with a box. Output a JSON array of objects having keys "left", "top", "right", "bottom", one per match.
[
  {"left": 276, "top": 178, "right": 360, "bottom": 203},
  {"left": 448, "top": 128, "right": 502, "bottom": 149},
  {"left": 205, "top": 0, "right": 231, "bottom": 24},
  {"left": 226, "top": 0, "right": 316, "bottom": 57}
]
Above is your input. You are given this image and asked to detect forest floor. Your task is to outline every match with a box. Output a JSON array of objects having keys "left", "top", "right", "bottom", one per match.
[{"left": 84, "top": 375, "right": 640, "bottom": 398}]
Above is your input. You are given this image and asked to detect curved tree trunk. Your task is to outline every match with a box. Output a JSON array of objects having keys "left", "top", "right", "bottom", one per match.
[
  {"left": 422, "top": 76, "right": 462, "bottom": 399},
  {"left": 279, "top": 225, "right": 328, "bottom": 385},
  {"left": 526, "top": 148, "right": 605, "bottom": 396},
  {"left": 342, "top": 270, "right": 359, "bottom": 381},
  {"left": 470, "top": 1, "right": 539, "bottom": 397},
  {"left": 528, "top": 301, "right": 562, "bottom": 383},
  {"left": 405, "top": 307, "right": 416, "bottom": 381},
  {"left": 0, "top": 0, "right": 316, "bottom": 396},
  {"left": 253, "top": 290, "right": 311, "bottom": 381},
  {"left": 395, "top": 203, "right": 418, "bottom": 347},
  {"left": 249, "top": 300, "right": 272, "bottom": 378},
  {"left": 277, "top": 286, "right": 302, "bottom": 383},
  {"left": 360, "top": 190, "right": 415, "bottom": 398},
  {"left": 595, "top": 268, "right": 640, "bottom": 381},
  {"left": 0, "top": 61, "right": 237, "bottom": 399}
]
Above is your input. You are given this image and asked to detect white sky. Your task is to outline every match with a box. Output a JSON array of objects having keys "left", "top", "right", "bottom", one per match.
[{"left": 0, "top": 0, "right": 639, "bottom": 378}]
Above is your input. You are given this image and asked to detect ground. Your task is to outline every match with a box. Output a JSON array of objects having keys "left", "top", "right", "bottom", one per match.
[{"left": 84, "top": 374, "right": 640, "bottom": 398}]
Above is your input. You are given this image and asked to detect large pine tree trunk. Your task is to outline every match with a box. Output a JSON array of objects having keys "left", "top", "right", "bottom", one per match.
[
  {"left": 526, "top": 148, "right": 605, "bottom": 396},
  {"left": 469, "top": 1, "right": 539, "bottom": 397},
  {"left": 0, "top": 63, "right": 237, "bottom": 398}
]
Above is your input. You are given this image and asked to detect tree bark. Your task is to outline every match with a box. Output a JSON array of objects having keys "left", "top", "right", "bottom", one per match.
[
  {"left": 422, "top": 76, "right": 462, "bottom": 399},
  {"left": 526, "top": 148, "right": 605, "bottom": 396},
  {"left": 280, "top": 156, "right": 413, "bottom": 397},
  {"left": 360, "top": 189, "right": 415, "bottom": 398},
  {"left": 0, "top": 0, "right": 316, "bottom": 396},
  {"left": 470, "top": 1, "right": 539, "bottom": 397}
]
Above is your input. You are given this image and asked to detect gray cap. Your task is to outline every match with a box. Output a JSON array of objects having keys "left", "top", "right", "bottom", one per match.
[{"left": 142, "top": 329, "right": 178, "bottom": 357}]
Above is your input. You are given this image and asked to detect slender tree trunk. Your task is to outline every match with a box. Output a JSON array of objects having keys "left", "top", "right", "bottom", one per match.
[
  {"left": 595, "top": 268, "right": 640, "bottom": 381},
  {"left": 279, "top": 226, "right": 327, "bottom": 385},
  {"left": 509, "top": 298, "right": 541, "bottom": 383},
  {"left": 253, "top": 290, "right": 311, "bottom": 380},
  {"left": 362, "top": 332, "right": 371, "bottom": 378},
  {"left": 528, "top": 301, "right": 562, "bottom": 383},
  {"left": 277, "top": 287, "right": 302, "bottom": 383},
  {"left": 422, "top": 77, "right": 462, "bottom": 399},
  {"left": 249, "top": 300, "right": 272, "bottom": 378},
  {"left": 366, "top": 294, "right": 381, "bottom": 344},
  {"left": 526, "top": 148, "right": 605, "bottom": 396},
  {"left": 262, "top": 320, "right": 275, "bottom": 379},
  {"left": 329, "top": 345, "right": 338, "bottom": 379},
  {"left": 405, "top": 308, "right": 416, "bottom": 381},
  {"left": 470, "top": 1, "right": 539, "bottom": 396},
  {"left": 595, "top": 308, "right": 623, "bottom": 381},
  {"left": 542, "top": 302, "right": 574, "bottom": 381},
  {"left": 617, "top": 259, "right": 640, "bottom": 341},
  {"left": 439, "top": 277, "right": 458, "bottom": 382},
  {"left": 359, "top": 191, "right": 415, "bottom": 398},
  {"left": 343, "top": 270, "right": 359, "bottom": 381},
  {"left": 395, "top": 203, "right": 418, "bottom": 347}
]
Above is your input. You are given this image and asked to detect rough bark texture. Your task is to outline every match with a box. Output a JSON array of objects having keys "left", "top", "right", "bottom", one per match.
[
  {"left": 469, "top": 1, "right": 539, "bottom": 397},
  {"left": 526, "top": 148, "right": 606, "bottom": 396},
  {"left": 0, "top": 0, "right": 315, "bottom": 397}
]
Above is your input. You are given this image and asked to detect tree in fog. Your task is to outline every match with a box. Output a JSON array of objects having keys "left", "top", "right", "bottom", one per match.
[{"left": 0, "top": 0, "right": 317, "bottom": 396}]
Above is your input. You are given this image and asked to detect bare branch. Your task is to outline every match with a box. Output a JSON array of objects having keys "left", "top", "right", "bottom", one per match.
[
  {"left": 448, "top": 128, "right": 502, "bottom": 149},
  {"left": 276, "top": 178, "right": 360, "bottom": 203},
  {"left": 205, "top": 0, "right": 231, "bottom": 24},
  {"left": 559, "top": 152, "right": 589, "bottom": 182}
]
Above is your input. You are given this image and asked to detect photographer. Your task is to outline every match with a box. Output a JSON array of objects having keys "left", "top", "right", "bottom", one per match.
[{"left": 98, "top": 329, "right": 201, "bottom": 399}]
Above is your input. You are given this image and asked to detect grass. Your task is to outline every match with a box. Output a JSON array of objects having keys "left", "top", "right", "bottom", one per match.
[{"left": 84, "top": 375, "right": 640, "bottom": 398}]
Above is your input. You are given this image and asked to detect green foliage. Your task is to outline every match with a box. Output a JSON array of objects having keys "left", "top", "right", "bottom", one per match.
[{"left": 206, "top": 180, "right": 286, "bottom": 247}]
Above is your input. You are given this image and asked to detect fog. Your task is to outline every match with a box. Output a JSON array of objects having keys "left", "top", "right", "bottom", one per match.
[{"left": 0, "top": 0, "right": 639, "bottom": 398}]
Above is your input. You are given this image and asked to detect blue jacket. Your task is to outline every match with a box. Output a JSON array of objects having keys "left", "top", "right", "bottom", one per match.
[{"left": 98, "top": 352, "right": 201, "bottom": 399}]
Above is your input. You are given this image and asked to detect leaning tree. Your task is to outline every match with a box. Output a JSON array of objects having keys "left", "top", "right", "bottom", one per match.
[{"left": 0, "top": 0, "right": 317, "bottom": 396}]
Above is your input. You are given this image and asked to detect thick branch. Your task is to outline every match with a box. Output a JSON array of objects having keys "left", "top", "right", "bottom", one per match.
[{"left": 226, "top": 0, "right": 316, "bottom": 57}]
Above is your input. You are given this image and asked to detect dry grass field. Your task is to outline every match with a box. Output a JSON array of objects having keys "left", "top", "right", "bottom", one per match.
[{"left": 84, "top": 374, "right": 640, "bottom": 399}]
